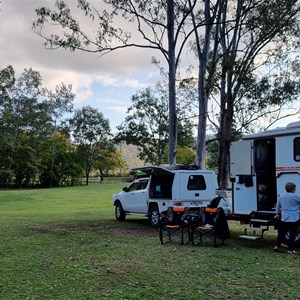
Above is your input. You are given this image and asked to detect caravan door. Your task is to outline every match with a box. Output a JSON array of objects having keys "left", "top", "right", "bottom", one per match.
[
  {"left": 231, "top": 140, "right": 257, "bottom": 214},
  {"left": 233, "top": 176, "right": 257, "bottom": 214}
]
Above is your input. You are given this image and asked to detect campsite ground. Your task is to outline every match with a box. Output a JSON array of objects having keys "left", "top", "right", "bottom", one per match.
[{"left": 0, "top": 184, "right": 299, "bottom": 300}]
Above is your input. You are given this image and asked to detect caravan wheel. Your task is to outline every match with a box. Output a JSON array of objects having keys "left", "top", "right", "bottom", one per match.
[{"left": 284, "top": 224, "right": 300, "bottom": 247}]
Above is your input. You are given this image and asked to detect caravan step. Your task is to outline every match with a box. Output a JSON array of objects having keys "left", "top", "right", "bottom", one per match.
[
  {"left": 256, "top": 210, "right": 276, "bottom": 214},
  {"left": 239, "top": 235, "right": 262, "bottom": 240},
  {"left": 250, "top": 218, "right": 270, "bottom": 224},
  {"left": 244, "top": 226, "right": 267, "bottom": 232}
]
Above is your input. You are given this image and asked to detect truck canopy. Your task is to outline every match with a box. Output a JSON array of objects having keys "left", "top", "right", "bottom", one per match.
[{"left": 131, "top": 164, "right": 201, "bottom": 176}]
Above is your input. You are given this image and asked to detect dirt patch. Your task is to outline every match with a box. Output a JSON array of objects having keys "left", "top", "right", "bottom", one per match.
[
  {"left": 31, "top": 219, "right": 157, "bottom": 238},
  {"left": 106, "top": 227, "right": 157, "bottom": 238}
]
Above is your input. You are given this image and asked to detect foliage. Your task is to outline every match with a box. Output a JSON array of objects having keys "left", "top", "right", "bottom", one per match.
[
  {"left": 206, "top": 140, "right": 218, "bottom": 173},
  {"left": 202, "top": 0, "right": 300, "bottom": 188},
  {"left": 38, "top": 131, "right": 82, "bottom": 188},
  {"left": 174, "top": 146, "right": 196, "bottom": 164},
  {"left": 187, "top": 0, "right": 225, "bottom": 169},
  {"left": 68, "top": 106, "right": 114, "bottom": 185},
  {"left": 30, "top": 0, "right": 300, "bottom": 186},
  {"left": 95, "top": 148, "right": 128, "bottom": 177},
  {"left": 0, "top": 66, "right": 50, "bottom": 187},
  {"left": 0, "top": 66, "right": 120, "bottom": 188},
  {"left": 115, "top": 83, "right": 195, "bottom": 165},
  {"left": 33, "top": 0, "right": 203, "bottom": 165}
]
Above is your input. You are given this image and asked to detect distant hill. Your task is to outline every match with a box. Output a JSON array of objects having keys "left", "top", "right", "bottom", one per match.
[{"left": 117, "top": 143, "right": 145, "bottom": 170}]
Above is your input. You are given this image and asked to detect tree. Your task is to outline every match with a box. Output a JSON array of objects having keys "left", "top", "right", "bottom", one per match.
[
  {"left": 33, "top": 0, "right": 199, "bottom": 165},
  {"left": 0, "top": 65, "right": 75, "bottom": 187},
  {"left": 13, "top": 136, "right": 40, "bottom": 188},
  {"left": 0, "top": 66, "right": 47, "bottom": 186},
  {"left": 95, "top": 148, "right": 128, "bottom": 179},
  {"left": 115, "top": 83, "right": 195, "bottom": 165},
  {"left": 174, "top": 146, "right": 196, "bottom": 164},
  {"left": 188, "top": 0, "right": 226, "bottom": 169},
  {"left": 69, "top": 106, "right": 113, "bottom": 185},
  {"left": 39, "top": 131, "right": 82, "bottom": 187},
  {"left": 43, "top": 83, "right": 74, "bottom": 186},
  {"left": 211, "top": 0, "right": 300, "bottom": 188}
]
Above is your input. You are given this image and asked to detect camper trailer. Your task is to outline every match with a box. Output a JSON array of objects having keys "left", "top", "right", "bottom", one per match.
[{"left": 230, "top": 121, "right": 300, "bottom": 243}]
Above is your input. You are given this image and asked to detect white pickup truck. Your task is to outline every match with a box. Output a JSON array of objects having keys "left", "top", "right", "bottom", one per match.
[{"left": 112, "top": 165, "right": 231, "bottom": 226}]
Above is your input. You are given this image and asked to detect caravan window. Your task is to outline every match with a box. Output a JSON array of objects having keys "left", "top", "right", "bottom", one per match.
[
  {"left": 293, "top": 138, "right": 300, "bottom": 161},
  {"left": 187, "top": 175, "right": 206, "bottom": 190}
]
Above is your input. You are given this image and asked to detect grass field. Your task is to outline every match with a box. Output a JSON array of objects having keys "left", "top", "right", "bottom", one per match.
[{"left": 0, "top": 184, "right": 299, "bottom": 300}]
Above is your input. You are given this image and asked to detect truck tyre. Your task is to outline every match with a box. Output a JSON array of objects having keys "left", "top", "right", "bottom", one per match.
[
  {"left": 115, "top": 202, "right": 126, "bottom": 221},
  {"left": 149, "top": 207, "right": 160, "bottom": 227},
  {"left": 284, "top": 224, "right": 300, "bottom": 247}
]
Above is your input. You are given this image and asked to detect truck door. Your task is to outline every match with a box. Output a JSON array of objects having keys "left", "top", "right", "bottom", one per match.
[
  {"left": 133, "top": 179, "right": 149, "bottom": 213},
  {"left": 122, "top": 179, "right": 149, "bottom": 212}
]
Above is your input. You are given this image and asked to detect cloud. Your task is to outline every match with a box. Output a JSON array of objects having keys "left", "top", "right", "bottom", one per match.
[
  {"left": 107, "top": 105, "right": 129, "bottom": 114},
  {"left": 0, "top": 0, "right": 159, "bottom": 79},
  {"left": 0, "top": 0, "right": 163, "bottom": 133},
  {"left": 123, "top": 78, "right": 146, "bottom": 89},
  {"left": 95, "top": 74, "right": 146, "bottom": 89}
]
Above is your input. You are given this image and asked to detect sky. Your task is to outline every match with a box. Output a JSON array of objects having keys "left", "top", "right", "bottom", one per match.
[
  {"left": 1, "top": 0, "right": 299, "bottom": 135},
  {"left": 0, "top": 0, "right": 164, "bottom": 133}
]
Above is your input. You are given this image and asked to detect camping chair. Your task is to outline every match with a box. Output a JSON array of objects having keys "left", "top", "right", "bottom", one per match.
[
  {"left": 159, "top": 207, "right": 190, "bottom": 245},
  {"left": 208, "top": 196, "right": 222, "bottom": 208},
  {"left": 191, "top": 207, "right": 229, "bottom": 247}
]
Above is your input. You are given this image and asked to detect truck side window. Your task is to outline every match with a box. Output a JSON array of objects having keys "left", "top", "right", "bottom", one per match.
[
  {"left": 128, "top": 181, "right": 139, "bottom": 191},
  {"left": 187, "top": 175, "right": 206, "bottom": 190},
  {"left": 294, "top": 137, "right": 300, "bottom": 162},
  {"left": 139, "top": 180, "right": 148, "bottom": 190}
]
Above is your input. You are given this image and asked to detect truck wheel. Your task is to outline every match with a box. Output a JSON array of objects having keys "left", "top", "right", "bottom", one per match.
[
  {"left": 149, "top": 207, "right": 160, "bottom": 227},
  {"left": 115, "top": 202, "right": 126, "bottom": 221},
  {"left": 284, "top": 224, "right": 300, "bottom": 247}
]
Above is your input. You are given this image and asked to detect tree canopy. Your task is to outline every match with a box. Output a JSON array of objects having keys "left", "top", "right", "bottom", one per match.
[
  {"left": 208, "top": 0, "right": 300, "bottom": 187},
  {"left": 115, "top": 83, "right": 195, "bottom": 165},
  {"left": 33, "top": 0, "right": 202, "bottom": 165},
  {"left": 0, "top": 66, "right": 121, "bottom": 188},
  {"left": 69, "top": 106, "right": 113, "bottom": 185},
  {"left": 31, "top": 0, "right": 300, "bottom": 188}
]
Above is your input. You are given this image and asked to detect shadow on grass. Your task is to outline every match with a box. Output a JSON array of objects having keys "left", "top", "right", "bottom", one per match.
[
  {"left": 28, "top": 217, "right": 279, "bottom": 251},
  {"left": 30, "top": 217, "right": 158, "bottom": 238}
]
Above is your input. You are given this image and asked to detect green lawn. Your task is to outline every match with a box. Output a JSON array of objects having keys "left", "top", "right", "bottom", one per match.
[{"left": 0, "top": 185, "right": 299, "bottom": 300}]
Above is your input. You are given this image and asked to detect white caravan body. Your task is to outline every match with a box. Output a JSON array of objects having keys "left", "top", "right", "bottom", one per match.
[{"left": 230, "top": 121, "right": 300, "bottom": 218}]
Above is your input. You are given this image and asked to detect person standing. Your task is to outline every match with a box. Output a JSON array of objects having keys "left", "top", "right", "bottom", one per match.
[{"left": 273, "top": 182, "right": 300, "bottom": 254}]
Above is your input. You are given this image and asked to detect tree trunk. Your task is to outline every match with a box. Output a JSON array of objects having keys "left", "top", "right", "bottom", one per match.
[
  {"left": 86, "top": 170, "right": 90, "bottom": 186},
  {"left": 218, "top": 67, "right": 234, "bottom": 189},
  {"left": 196, "top": 67, "right": 208, "bottom": 169},
  {"left": 167, "top": 0, "right": 177, "bottom": 166},
  {"left": 218, "top": 102, "right": 234, "bottom": 189},
  {"left": 194, "top": 0, "right": 213, "bottom": 169}
]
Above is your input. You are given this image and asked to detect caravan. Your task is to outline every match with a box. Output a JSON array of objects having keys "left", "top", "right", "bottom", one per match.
[{"left": 230, "top": 121, "right": 300, "bottom": 243}]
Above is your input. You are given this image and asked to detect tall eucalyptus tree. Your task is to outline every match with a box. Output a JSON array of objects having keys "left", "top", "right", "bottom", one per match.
[{"left": 33, "top": 0, "right": 198, "bottom": 165}]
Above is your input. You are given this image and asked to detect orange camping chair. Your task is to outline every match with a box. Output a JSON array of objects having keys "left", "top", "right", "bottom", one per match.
[
  {"left": 191, "top": 207, "right": 228, "bottom": 247},
  {"left": 159, "top": 207, "right": 190, "bottom": 245}
]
